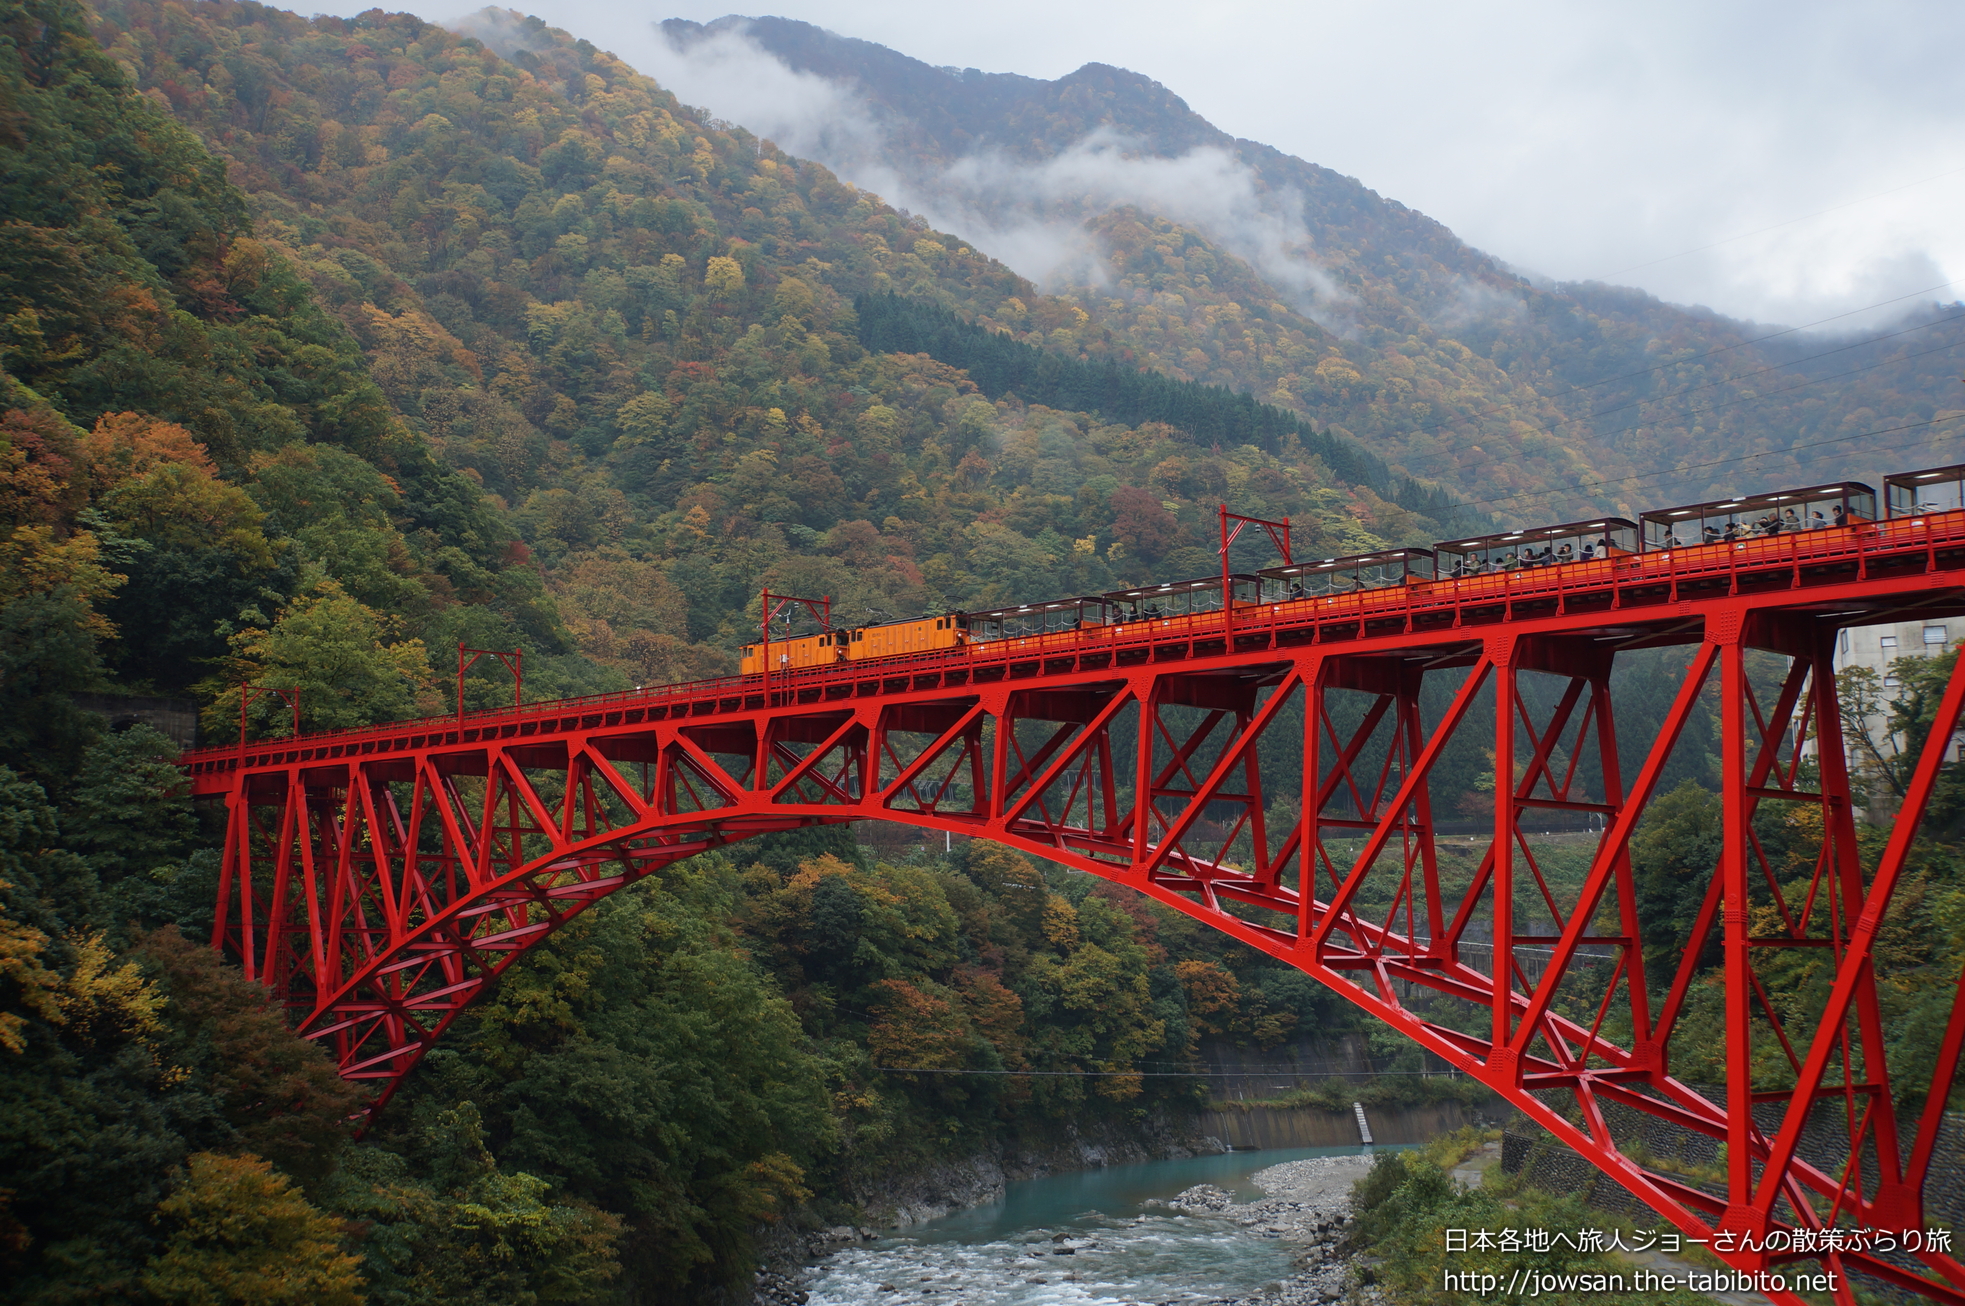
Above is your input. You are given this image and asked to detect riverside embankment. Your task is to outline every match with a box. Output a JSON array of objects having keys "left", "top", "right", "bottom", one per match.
[{"left": 764, "top": 1145, "right": 1393, "bottom": 1306}]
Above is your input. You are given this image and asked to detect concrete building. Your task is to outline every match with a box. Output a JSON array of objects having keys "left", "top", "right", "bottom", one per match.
[{"left": 1827, "top": 619, "right": 1963, "bottom": 799}]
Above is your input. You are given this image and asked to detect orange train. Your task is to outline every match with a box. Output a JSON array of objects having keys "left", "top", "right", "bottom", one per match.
[
  {"left": 738, "top": 465, "right": 1965, "bottom": 674},
  {"left": 740, "top": 614, "right": 969, "bottom": 672}
]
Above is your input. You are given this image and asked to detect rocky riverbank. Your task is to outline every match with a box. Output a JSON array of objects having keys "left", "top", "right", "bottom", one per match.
[
  {"left": 746, "top": 1116, "right": 1231, "bottom": 1303},
  {"left": 847, "top": 1116, "right": 1230, "bottom": 1228},
  {"left": 1158, "top": 1154, "right": 1380, "bottom": 1306},
  {"left": 756, "top": 1150, "right": 1391, "bottom": 1306}
]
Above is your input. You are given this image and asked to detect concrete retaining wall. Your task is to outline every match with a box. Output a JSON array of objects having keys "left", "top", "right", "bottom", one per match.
[{"left": 1198, "top": 1100, "right": 1479, "bottom": 1149}]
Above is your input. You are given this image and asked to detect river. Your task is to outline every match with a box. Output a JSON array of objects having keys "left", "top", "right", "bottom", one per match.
[{"left": 802, "top": 1144, "right": 1404, "bottom": 1306}]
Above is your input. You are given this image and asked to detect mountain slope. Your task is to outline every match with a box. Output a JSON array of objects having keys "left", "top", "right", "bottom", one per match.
[
  {"left": 663, "top": 15, "right": 1965, "bottom": 522},
  {"left": 91, "top": 0, "right": 1459, "bottom": 704},
  {"left": 0, "top": 0, "right": 576, "bottom": 756}
]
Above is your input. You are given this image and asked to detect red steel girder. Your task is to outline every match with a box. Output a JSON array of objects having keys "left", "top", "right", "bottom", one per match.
[{"left": 185, "top": 520, "right": 1965, "bottom": 1304}]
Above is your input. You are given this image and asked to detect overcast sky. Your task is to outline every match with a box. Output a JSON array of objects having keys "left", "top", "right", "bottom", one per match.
[{"left": 386, "top": 0, "right": 1965, "bottom": 330}]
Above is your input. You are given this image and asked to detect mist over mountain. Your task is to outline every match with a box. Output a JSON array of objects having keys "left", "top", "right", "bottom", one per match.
[
  {"left": 641, "top": 14, "right": 1965, "bottom": 520},
  {"left": 8, "top": 2, "right": 1965, "bottom": 1299}
]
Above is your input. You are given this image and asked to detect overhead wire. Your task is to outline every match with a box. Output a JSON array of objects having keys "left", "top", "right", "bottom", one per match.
[
  {"left": 1291, "top": 180, "right": 1965, "bottom": 497},
  {"left": 1595, "top": 164, "right": 1965, "bottom": 280},
  {"left": 1429, "top": 411, "right": 1965, "bottom": 527},
  {"left": 1369, "top": 302, "right": 1965, "bottom": 489},
  {"left": 1283, "top": 279, "right": 1965, "bottom": 491},
  {"left": 1575, "top": 313, "right": 1965, "bottom": 428}
]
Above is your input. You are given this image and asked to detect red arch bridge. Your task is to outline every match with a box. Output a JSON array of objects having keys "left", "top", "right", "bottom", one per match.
[{"left": 185, "top": 518, "right": 1965, "bottom": 1304}]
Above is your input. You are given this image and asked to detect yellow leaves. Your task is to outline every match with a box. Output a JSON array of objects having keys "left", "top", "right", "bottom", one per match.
[
  {"left": 786, "top": 853, "right": 863, "bottom": 894},
  {"left": 1041, "top": 894, "right": 1080, "bottom": 948},
  {"left": 866, "top": 978, "right": 967, "bottom": 1073},
  {"left": 704, "top": 255, "right": 744, "bottom": 297},
  {"left": 58, "top": 932, "right": 166, "bottom": 1046},
  {"left": 688, "top": 135, "right": 716, "bottom": 181},
  {"left": 856, "top": 404, "right": 902, "bottom": 456},
  {"left": 0, "top": 525, "right": 125, "bottom": 631},
  {"left": 0, "top": 879, "right": 60, "bottom": 1054},
  {"left": 358, "top": 304, "right": 483, "bottom": 388},
  {"left": 78, "top": 411, "right": 212, "bottom": 490},
  {"left": 614, "top": 391, "right": 672, "bottom": 445},
  {"left": 142, "top": 1152, "right": 363, "bottom": 1306},
  {"left": 105, "top": 460, "right": 274, "bottom": 568},
  {"left": 1173, "top": 959, "right": 1240, "bottom": 1038},
  {"left": 742, "top": 1152, "right": 811, "bottom": 1221}
]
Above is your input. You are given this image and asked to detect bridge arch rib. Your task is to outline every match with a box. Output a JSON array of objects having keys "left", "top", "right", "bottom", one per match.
[{"left": 192, "top": 562, "right": 1965, "bottom": 1306}]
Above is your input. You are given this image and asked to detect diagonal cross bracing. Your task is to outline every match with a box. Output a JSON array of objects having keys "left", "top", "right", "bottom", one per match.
[{"left": 182, "top": 522, "right": 1965, "bottom": 1306}]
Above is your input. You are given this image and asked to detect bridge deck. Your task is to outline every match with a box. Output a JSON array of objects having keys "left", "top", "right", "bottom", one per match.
[
  {"left": 186, "top": 511, "right": 1965, "bottom": 791},
  {"left": 182, "top": 509, "right": 1965, "bottom": 1305}
]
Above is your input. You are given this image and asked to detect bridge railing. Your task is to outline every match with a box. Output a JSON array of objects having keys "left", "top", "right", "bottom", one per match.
[{"left": 180, "top": 511, "right": 1965, "bottom": 773}]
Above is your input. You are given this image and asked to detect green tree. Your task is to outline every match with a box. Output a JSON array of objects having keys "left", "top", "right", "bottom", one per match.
[
  {"left": 326, "top": 1104, "right": 621, "bottom": 1306},
  {"left": 64, "top": 725, "right": 194, "bottom": 884},
  {"left": 408, "top": 862, "right": 832, "bottom": 1296},
  {"left": 203, "top": 578, "right": 439, "bottom": 736},
  {"left": 135, "top": 927, "right": 367, "bottom": 1186},
  {"left": 0, "top": 587, "right": 104, "bottom": 787}
]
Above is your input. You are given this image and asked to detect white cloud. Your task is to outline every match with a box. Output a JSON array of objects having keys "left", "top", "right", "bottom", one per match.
[
  {"left": 554, "top": 20, "right": 1352, "bottom": 323},
  {"left": 392, "top": 0, "right": 1965, "bottom": 329}
]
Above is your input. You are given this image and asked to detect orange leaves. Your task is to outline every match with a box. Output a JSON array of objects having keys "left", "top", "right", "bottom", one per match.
[
  {"left": 0, "top": 406, "right": 82, "bottom": 528},
  {"left": 953, "top": 964, "right": 1027, "bottom": 1070},
  {"left": 1174, "top": 959, "right": 1240, "bottom": 1038},
  {"left": 78, "top": 411, "right": 214, "bottom": 491},
  {"left": 866, "top": 978, "right": 968, "bottom": 1073}
]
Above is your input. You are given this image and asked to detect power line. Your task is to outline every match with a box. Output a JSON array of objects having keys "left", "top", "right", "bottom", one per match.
[
  {"left": 1281, "top": 281, "right": 1965, "bottom": 492},
  {"left": 1578, "top": 314, "right": 1965, "bottom": 429},
  {"left": 1432, "top": 411, "right": 1965, "bottom": 524},
  {"left": 873, "top": 1066, "right": 1469, "bottom": 1078},
  {"left": 1547, "top": 278, "right": 1963, "bottom": 398},
  {"left": 1382, "top": 306, "right": 1965, "bottom": 490},
  {"left": 1558, "top": 336, "right": 1965, "bottom": 462},
  {"left": 1595, "top": 165, "right": 1965, "bottom": 280}
]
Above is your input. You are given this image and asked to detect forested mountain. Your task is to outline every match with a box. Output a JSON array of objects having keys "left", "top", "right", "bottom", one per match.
[
  {"left": 663, "top": 15, "right": 1965, "bottom": 523},
  {"left": 84, "top": 0, "right": 1468, "bottom": 700},
  {"left": 0, "top": 1, "right": 1432, "bottom": 1298},
  {"left": 5, "top": 1, "right": 1963, "bottom": 1301}
]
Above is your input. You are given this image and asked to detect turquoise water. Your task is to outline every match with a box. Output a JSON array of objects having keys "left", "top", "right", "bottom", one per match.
[{"left": 805, "top": 1144, "right": 1408, "bottom": 1306}]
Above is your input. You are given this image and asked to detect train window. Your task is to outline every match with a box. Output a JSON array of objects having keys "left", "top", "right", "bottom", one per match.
[
  {"left": 1258, "top": 550, "right": 1434, "bottom": 600},
  {"left": 968, "top": 596, "right": 1109, "bottom": 641},
  {"left": 1435, "top": 522, "right": 1636, "bottom": 575},
  {"left": 1640, "top": 483, "right": 1875, "bottom": 549},
  {"left": 1886, "top": 463, "right": 1965, "bottom": 517},
  {"left": 852, "top": 630, "right": 863, "bottom": 642},
  {"left": 1101, "top": 577, "right": 1254, "bottom": 623}
]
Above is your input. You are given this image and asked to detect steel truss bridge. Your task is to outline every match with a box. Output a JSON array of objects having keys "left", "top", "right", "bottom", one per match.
[{"left": 185, "top": 516, "right": 1965, "bottom": 1304}]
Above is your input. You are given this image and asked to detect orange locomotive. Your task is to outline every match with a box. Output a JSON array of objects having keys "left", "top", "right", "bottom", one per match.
[
  {"left": 736, "top": 465, "right": 1961, "bottom": 676},
  {"left": 740, "top": 614, "right": 967, "bottom": 673}
]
